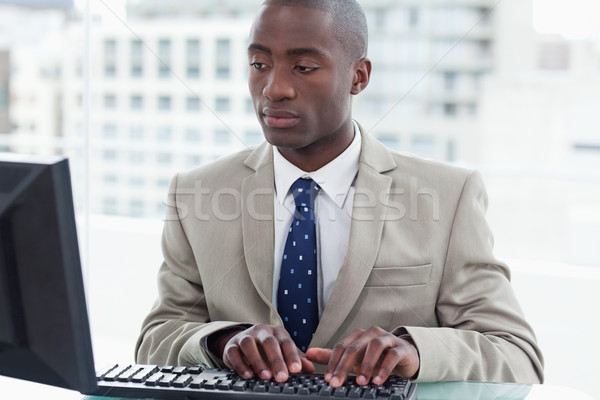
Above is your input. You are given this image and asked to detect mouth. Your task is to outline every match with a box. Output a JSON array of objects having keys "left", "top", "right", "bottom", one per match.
[{"left": 262, "top": 108, "right": 300, "bottom": 129}]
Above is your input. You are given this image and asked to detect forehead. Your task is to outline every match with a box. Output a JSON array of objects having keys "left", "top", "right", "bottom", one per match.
[{"left": 249, "top": 5, "right": 339, "bottom": 55}]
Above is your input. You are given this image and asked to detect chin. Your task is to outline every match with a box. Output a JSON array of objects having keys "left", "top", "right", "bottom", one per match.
[{"left": 262, "top": 127, "right": 308, "bottom": 149}]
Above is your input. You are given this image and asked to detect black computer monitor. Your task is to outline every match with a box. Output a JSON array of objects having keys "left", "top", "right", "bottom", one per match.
[{"left": 0, "top": 153, "right": 97, "bottom": 394}]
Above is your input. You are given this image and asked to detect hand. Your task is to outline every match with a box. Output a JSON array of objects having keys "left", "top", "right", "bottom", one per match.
[
  {"left": 305, "top": 327, "right": 419, "bottom": 388},
  {"left": 221, "top": 324, "right": 315, "bottom": 382}
]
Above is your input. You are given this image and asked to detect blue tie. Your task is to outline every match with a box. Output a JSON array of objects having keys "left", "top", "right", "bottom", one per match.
[{"left": 277, "top": 178, "right": 320, "bottom": 352}]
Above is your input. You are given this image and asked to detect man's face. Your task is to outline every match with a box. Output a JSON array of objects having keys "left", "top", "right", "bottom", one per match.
[{"left": 248, "top": 5, "right": 355, "bottom": 161}]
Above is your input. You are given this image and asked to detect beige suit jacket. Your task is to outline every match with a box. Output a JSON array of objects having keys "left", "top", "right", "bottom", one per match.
[{"left": 135, "top": 126, "right": 544, "bottom": 383}]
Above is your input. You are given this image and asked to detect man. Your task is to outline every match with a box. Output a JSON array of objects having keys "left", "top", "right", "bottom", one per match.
[{"left": 136, "top": 0, "right": 544, "bottom": 386}]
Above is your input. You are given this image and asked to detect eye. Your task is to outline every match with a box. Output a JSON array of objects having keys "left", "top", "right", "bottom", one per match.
[
  {"left": 250, "top": 62, "right": 267, "bottom": 71},
  {"left": 295, "top": 65, "right": 317, "bottom": 73}
]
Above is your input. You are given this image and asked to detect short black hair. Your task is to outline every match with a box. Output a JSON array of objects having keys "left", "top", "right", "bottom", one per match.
[{"left": 261, "top": 0, "right": 368, "bottom": 61}]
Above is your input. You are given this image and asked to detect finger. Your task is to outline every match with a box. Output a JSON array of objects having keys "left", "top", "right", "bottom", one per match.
[
  {"left": 323, "top": 329, "right": 365, "bottom": 382},
  {"left": 257, "top": 332, "right": 289, "bottom": 382},
  {"left": 304, "top": 347, "right": 332, "bottom": 365},
  {"left": 276, "top": 331, "right": 303, "bottom": 374},
  {"left": 372, "top": 348, "right": 401, "bottom": 385},
  {"left": 300, "top": 355, "right": 316, "bottom": 374},
  {"left": 386, "top": 340, "right": 420, "bottom": 381},
  {"left": 223, "top": 343, "right": 253, "bottom": 379},
  {"left": 236, "top": 334, "right": 272, "bottom": 380},
  {"left": 329, "top": 336, "right": 370, "bottom": 388},
  {"left": 356, "top": 334, "right": 397, "bottom": 385}
]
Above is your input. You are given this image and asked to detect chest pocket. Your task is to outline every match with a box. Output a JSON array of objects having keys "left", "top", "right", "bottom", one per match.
[{"left": 364, "top": 264, "right": 432, "bottom": 287}]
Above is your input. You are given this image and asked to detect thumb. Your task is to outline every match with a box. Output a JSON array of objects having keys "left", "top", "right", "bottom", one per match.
[{"left": 305, "top": 347, "right": 333, "bottom": 365}]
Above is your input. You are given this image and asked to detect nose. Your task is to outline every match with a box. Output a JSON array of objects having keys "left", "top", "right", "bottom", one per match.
[{"left": 263, "top": 66, "right": 296, "bottom": 101}]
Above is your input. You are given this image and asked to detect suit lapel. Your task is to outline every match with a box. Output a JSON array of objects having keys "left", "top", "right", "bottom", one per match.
[
  {"left": 241, "top": 144, "right": 281, "bottom": 322},
  {"left": 311, "top": 129, "right": 397, "bottom": 348}
]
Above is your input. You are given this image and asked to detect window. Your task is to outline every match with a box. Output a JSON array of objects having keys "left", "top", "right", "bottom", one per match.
[
  {"left": 245, "top": 131, "right": 262, "bottom": 145},
  {"left": 377, "top": 135, "right": 399, "bottom": 149},
  {"left": 185, "top": 128, "right": 202, "bottom": 142},
  {"left": 158, "top": 38, "right": 171, "bottom": 78},
  {"left": 215, "top": 129, "right": 230, "bottom": 144},
  {"left": 186, "top": 96, "right": 201, "bottom": 111},
  {"left": 186, "top": 155, "right": 202, "bottom": 168},
  {"left": 103, "top": 174, "right": 118, "bottom": 185},
  {"left": 102, "top": 123, "right": 117, "bottom": 138},
  {"left": 102, "top": 198, "right": 118, "bottom": 215},
  {"left": 104, "top": 39, "right": 117, "bottom": 77},
  {"left": 131, "top": 39, "right": 143, "bottom": 77},
  {"left": 245, "top": 98, "right": 254, "bottom": 114},
  {"left": 373, "top": 8, "right": 386, "bottom": 28},
  {"left": 158, "top": 95, "right": 172, "bottom": 110},
  {"left": 186, "top": 38, "right": 201, "bottom": 78},
  {"left": 157, "top": 178, "right": 170, "bottom": 190},
  {"left": 408, "top": 7, "right": 419, "bottom": 28},
  {"left": 104, "top": 94, "right": 117, "bottom": 109},
  {"left": 157, "top": 126, "right": 172, "bottom": 141},
  {"left": 443, "top": 103, "right": 458, "bottom": 116},
  {"left": 102, "top": 149, "right": 118, "bottom": 161},
  {"left": 215, "top": 97, "right": 231, "bottom": 112},
  {"left": 129, "top": 125, "right": 144, "bottom": 139},
  {"left": 129, "top": 177, "right": 145, "bottom": 187},
  {"left": 411, "top": 136, "right": 436, "bottom": 158},
  {"left": 129, "top": 151, "right": 145, "bottom": 164},
  {"left": 129, "top": 199, "right": 145, "bottom": 217},
  {"left": 130, "top": 95, "right": 144, "bottom": 110},
  {"left": 216, "top": 38, "right": 231, "bottom": 79},
  {"left": 443, "top": 72, "right": 457, "bottom": 92},
  {"left": 157, "top": 152, "right": 172, "bottom": 164}
]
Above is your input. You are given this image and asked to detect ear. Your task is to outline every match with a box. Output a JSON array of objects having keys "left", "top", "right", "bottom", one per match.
[{"left": 350, "top": 58, "right": 372, "bottom": 95}]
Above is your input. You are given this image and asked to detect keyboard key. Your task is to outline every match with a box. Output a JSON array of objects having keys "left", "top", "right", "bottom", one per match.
[
  {"left": 319, "top": 385, "right": 333, "bottom": 396},
  {"left": 187, "top": 366, "right": 203, "bottom": 374},
  {"left": 103, "top": 365, "right": 131, "bottom": 381},
  {"left": 217, "top": 380, "right": 233, "bottom": 390},
  {"left": 283, "top": 383, "right": 296, "bottom": 394},
  {"left": 131, "top": 365, "right": 159, "bottom": 383},
  {"left": 348, "top": 386, "right": 363, "bottom": 398},
  {"left": 203, "top": 379, "right": 219, "bottom": 389},
  {"left": 172, "top": 366, "right": 188, "bottom": 375},
  {"left": 157, "top": 373, "right": 178, "bottom": 387},
  {"left": 144, "top": 372, "right": 164, "bottom": 387},
  {"left": 297, "top": 386, "right": 311, "bottom": 395},
  {"left": 269, "top": 384, "right": 283, "bottom": 393},
  {"left": 96, "top": 364, "right": 119, "bottom": 380},
  {"left": 232, "top": 380, "right": 247, "bottom": 391},
  {"left": 189, "top": 377, "right": 205, "bottom": 389},
  {"left": 172, "top": 374, "right": 193, "bottom": 388},
  {"left": 253, "top": 383, "right": 267, "bottom": 392},
  {"left": 362, "top": 387, "right": 377, "bottom": 399},
  {"left": 119, "top": 366, "right": 144, "bottom": 382}
]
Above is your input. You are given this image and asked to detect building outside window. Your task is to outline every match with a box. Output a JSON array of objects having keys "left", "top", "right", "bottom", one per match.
[
  {"left": 186, "top": 38, "right": 201, "bottom": 78},
  {"left": 157, "top": 38, "right": 171, "bottom": 78},
  {"left": 131, "top": 39, "right": 144, "bottom": 77}
]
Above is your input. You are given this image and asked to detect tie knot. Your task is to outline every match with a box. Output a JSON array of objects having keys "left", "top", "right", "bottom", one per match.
[{"left": 291, "top": 178, "right": 320, "bottom": 209}]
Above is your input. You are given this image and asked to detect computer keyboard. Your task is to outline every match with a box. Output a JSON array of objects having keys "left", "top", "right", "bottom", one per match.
[{"left": 93, "top": 363, "right": 417, "bottom": 400}]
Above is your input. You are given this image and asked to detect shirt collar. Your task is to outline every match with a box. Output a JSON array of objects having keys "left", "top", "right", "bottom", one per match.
[{"left": 273, "top": 121, "right": 361, "bottom": 208}]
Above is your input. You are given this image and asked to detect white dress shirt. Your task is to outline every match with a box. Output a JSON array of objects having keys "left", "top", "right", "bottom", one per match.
[{"left": 272, "top": 123, "right": 361, "bottom": 316}]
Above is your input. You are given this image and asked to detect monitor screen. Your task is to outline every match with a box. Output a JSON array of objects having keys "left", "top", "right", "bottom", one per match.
[{"left": 0, "top": 153, "right": 97, "bottom": 394}]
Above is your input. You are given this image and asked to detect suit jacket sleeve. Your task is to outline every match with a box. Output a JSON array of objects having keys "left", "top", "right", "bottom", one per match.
[
  {"left": 401, "top": 170, "right": 544, "bottom": 383},
  {"left": 134, "top": 173, "right": 245, "bottom": 366}
]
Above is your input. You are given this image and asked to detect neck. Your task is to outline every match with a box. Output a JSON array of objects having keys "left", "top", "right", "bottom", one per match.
[{"left": 277, "top": 121, "right": 355, "bottom": 172}]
